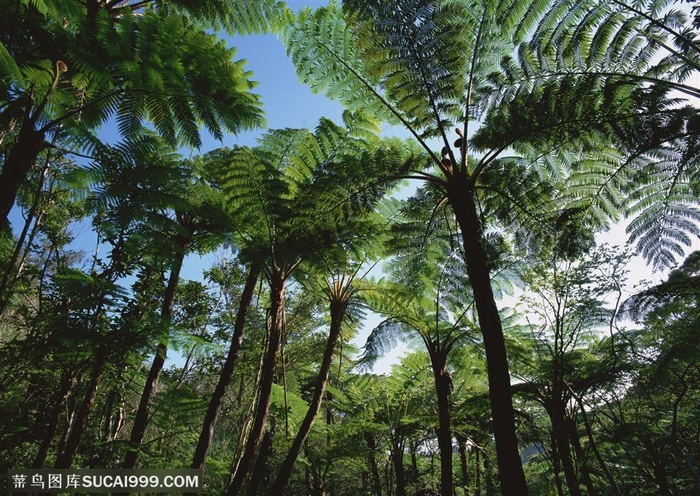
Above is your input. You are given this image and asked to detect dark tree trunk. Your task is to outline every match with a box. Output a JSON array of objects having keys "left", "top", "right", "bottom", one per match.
[
  {"left": 565, "top": 415, "right": 595, "bottom": 495},
  {"left": 410, "top": 440, "right": 419, "bottom": 483},
  {"left": 577, "top": 398, "right": 622, "bottom": 494},
  {"left": 446, "top": 173, "right": 528, "bottom": 496},
  {"left": 550, "top": 428, "right": 565, "bottom": 496},
  {"left": 190, "top": 261, "right": 261, "bottom": 470},
  {"left": 102, "top": 387, "right": 125, "bottom": 441},
  {"left": 267, "top": 292, "right": 348, "bottom": 494},
  {"left": 246, "top": 429, "right": 273, "bottom": 496},
  {"left": 0, "top": 153, "right": 50, "bottom": 312},
  {"left": 33, "top": 371, "right": 76, "bottom": 468},
  {"left": 428, "top": 346, "right": 454, "bottom": 496},
  {"left": 365, "top": 433, "right": 383, "bottom": 496},
  {"left": 456, "top": 433, "right": 470, "bottom": 493},
  {"left": 0, "top": 121, "right": 45, "bottom": 225},
  {"left": 550, "top": 401, "right": 581, "bottom": 496},
  {"left": 123, "top": 243, "right": 187, "bottom": 469},
  {"left": 53, "top": 357, "right": 105, "bottom": 468},
  {"left": 483, "top": 453, "right": 496, "bottom": 496},
  {"left": 651, "top": 448, "right": 671, "bottom": 496},
  {"left": 392, "top": 439, "right": 407, "bottom": 496},
  {"left": 474, "top": 448, "right": 481, "bottom": 496},
  {"left": 227, "top": 268, "right": 286, "bottom": 496}
]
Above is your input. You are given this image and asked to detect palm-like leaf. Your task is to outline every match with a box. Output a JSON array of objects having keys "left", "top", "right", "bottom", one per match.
[
  {"left": 285, "top": 0, "right": 649, "bottom": 249},
  {"left": 508, "top": 0, "right": 700, "bottom": 267},
  {"left": 215, "top": 112, "right": 423, "bottom": 267}
]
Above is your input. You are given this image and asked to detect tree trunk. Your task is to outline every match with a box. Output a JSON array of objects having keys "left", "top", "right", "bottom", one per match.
[
  {"left": 483, "top": 453, "right": 496, "bottom": 496},
  {"left": 226, "top": 268, "right": 286, "bottom": 496},
  {"left": 429, "top": 347, "right": 454, "bottom": 496},
  {"left": 123, "top": 243, "right": 187, "bottom": 469},
  {"left": 550, "top": 428, "right": 565, "bottom": 496},
  {"left": 474, "top": 448, "right": 481, "bottom": 496},
  {"left": 550, "top": 401, "right": 581, "bottom": 496},
  {"left": 33, "top": 370, "right": 76, "bottom": 468},
  {"left": 651, "top": 448, "right": 671, "bottom": 496},
  {"left": 246, "top": 429, "right": 273, "bottom": 496},
  {"left": 565, "top": 414, "right": 596, "bottom": 495},
  {"left": 446, "top": 173, "right": 528, "bottom": 496},
  {"left": 190, "top": 261, "right": 261, "bottom": 470},
  {"left": 267, "top": 292, "right": 347, "bottom": 494},
  {"left": 392, "top": 439, "right": 407, "bottom": 496},
  {"left": 577, "top": 397, "right": 621, "bottom": 495},
  {"left": 0, "top": 152, "right": 50, "bottom": 311},
  {"left": 410, "top": 440, "right": 419, "bottom": 483},
  {"left": 53, "top": 356, "right": 105, "bottom": 468},
  {"left": 365, "top": 433, "right": 383, "bottom": 496},
  {"left": 0, "top": 121, "right": 45, "bottom": 225},
  {"left": 456, "top": 433, "right": 470, "bottom": 494}
]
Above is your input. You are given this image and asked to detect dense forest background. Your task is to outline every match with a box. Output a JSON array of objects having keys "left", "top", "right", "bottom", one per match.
[{"left": 1, "top": 0, "right": 699, "bottom": 495}]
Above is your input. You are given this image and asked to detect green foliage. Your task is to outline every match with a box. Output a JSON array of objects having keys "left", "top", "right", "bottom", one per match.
[{"left": 2, "top": 2, "right": 700, "bottom": 495}]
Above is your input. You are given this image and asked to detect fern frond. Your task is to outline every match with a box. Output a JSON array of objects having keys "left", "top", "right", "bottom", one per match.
[{"left": 0, "top": 42, "right": 23, "bottom": 87}]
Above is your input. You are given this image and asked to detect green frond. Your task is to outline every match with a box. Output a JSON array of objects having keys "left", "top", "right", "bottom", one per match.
[
  {"left": 19, "top": 0, "right": 72, "bottom": 21},
  {"left": 357, "top": 317, "right": 416, "bottom": 370},
  {"left": 624, "top": 157, "right": 700, "bottom": 268},
  {"left": 0, "top": 42, "right": 23, "bottom": 87},
  {"left": 158, "top": 0, "right": 292, "bottom": 36},
  {"left": 284, "top": 4, "right": 398, "bottom": 124},
  {"left": 620, "top": 250, "right": 700, "bottom": 321},
  {"left": 505, "top": 0, "right": 558, "bottom": 43}
]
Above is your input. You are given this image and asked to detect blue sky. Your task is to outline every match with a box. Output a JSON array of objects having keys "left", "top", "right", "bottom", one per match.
[{"left": 208, "top": 31, "right": 344, "bottom": 151}]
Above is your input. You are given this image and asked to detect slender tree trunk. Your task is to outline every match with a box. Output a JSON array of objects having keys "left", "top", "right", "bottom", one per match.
[
  {"left": 651, "top": 448, "right": 671, "bottom": 496},
  {"left": 474, "top": 448, "right": 481, "bottom": 496},
  {"left": 446, "top": 173, "right": 528, "bottom": 496},
  {"left": 578, "top": 399, "right": 621, "bottom": 494},
  {"left": 365, "top": 433, "right": 383, "bottom": 496},
  {"left": 227, "top": 268, "right": 286, "bottom": 496},
  {"left": 550, "top": 429, "right": 565, "bottom": 496},
  {"left": 123, "top": 243, "right": 187, "bottom": 469},
  {"left": 550, "top": 401, "right": 581, "bottom": 496},
  {"left": 565, "top": 414, "right": 596, "bottom": 495},
  {"left": 410, "top": 440, "right": 418, "bottom": 483},
  {"left": 429, "top": 347, "right": 454, "bottom": 496},
  {"left": 54, "top": 356, "right": 105, "bottom": 468},
  {"left": 33, "top": 371, "right": 76, "bottom": 468},
  {"left": 483, "top": 453, "right": 496, "bottom": 496},
  {"left": 190, "top": 261, "right": 261, "bottom": 470},
  {"left": 392, "top": 439, "right": 407, "bottom": 496},
  {"left": 0, "top": 121, "right": 45, "bottom": 225},
  {"left": 456, "top": 433, "right": 470, "bottom": 494},
  {"left": 246, "top": 429, "right": 273, "bottom": 496},
  {"left": 0, "top": 153, "right": 50, "bottom": 311},
  {"left": 267, "top": 292, "right": 348, "bottom": 494}
]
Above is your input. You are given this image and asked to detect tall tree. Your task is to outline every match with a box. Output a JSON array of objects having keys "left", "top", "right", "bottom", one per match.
[
  {"left": 119, "top": 148, "right": 230, "bottom": 469},
  {"left": 513, "top": 245, "right": 629, "bottom": 495},
  {"left": 218, "top": 113, "right": 420, "bottom": 495},
  {"left": 268, "top": 258, "right": 363, "bottom": 495},
  {"left": 283, "top": 1, "right": 677, "bottom": 491}
]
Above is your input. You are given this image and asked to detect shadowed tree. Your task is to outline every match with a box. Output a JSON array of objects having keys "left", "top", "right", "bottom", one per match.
[
  {"left": 267, "top": 250, "right": 377, "bottom": 495},
  {"left": 355, "top": 223, "right": 486, "bottom": 496}
]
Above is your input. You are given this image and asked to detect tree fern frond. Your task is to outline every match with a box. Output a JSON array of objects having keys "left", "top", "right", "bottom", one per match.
[
  {"left": 357, "top": 317, "right": 416, "bottom": 371},
  {"left": 284, "top": 4, "right": 398, "bottom": 124},
  {"left": 158, "top": 0, "right": 292, "bottom": 36},
  {"left": 0, "top": 42, "right": 23, "bottom": 87}
]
